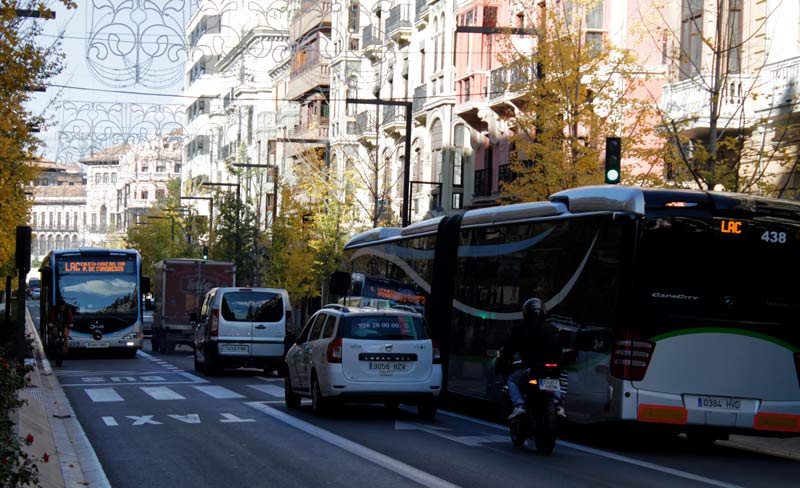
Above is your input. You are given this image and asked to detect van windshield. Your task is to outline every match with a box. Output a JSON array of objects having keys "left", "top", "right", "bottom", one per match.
[
  {"left": 221, "top": 291, "right": 284, "bottom": 322},
  {"left": 341, "top": 314, "right": 427, "bottom": 340}
]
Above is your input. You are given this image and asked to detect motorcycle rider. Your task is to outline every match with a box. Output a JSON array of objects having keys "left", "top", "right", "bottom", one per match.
[{"left": 497, "top": 298, "right": 561, "bottom": 420}]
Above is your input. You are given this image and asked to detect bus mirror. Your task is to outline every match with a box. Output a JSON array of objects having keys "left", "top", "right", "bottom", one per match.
[
  {"left": 329, "top": 271, "right": 351, "bottom": 296},
  {"left": 141, "top": 276, "right": 151, "bottom": 295}
]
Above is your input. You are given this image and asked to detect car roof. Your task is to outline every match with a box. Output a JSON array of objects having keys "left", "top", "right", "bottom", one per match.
[{"left": 319, "top": 304, "right": 422, "bottom": 317}]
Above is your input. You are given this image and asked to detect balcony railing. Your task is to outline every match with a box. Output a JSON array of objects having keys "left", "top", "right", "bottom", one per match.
[
  {"left": 413, "top": 84, "right": 427, "bottom": 113},
  {"left": 498, "top": 164, "right": 515, "bottom": 186},
  {"left": 415, "top": 0, "right": 428, "bottom": 24},
  {"left": 489, "top": 68, "right": 506, "bottom": 100},
  {"left": 362, "top": 25, "right": 380, "bottom": 49},
  {"left": 661, "top": 74, "right": 759, "bottom": 130},
  {"left": 382, "top": 105, "right": 404, "bottom": 125},
  {"left": 766, "top": 56, "right": 800, "bottom": 111},
  {"left": 473, "top": 168, "right": 491, "bottom": 197},
  {"left": 386, "top": 4, "right": 412, "bottom": 42}
]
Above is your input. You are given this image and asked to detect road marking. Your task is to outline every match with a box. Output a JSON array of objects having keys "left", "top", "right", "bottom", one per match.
[
  {"left": 102, "top": 417, "right": 118, "bottom": 427},
  {"left": 85, "top": 388, "right": 124, "bottom": 402},
  {"left": 246, "top": 402, "right": 460, "bottom": 488},
  {"left": 169, "top": 414, "right": 201, "bottom": 424},
  {"left": 126, "top": 415, "right": 162, "bottom": 426},
  {"left": 255, "top": 376, "right": 282, "bottom": 383},
  {"left": 177, "top": 371, "right": 207, "bottom": 383},
  {"left": 439, "top": 411, "right": 743, "bottom": 488},
  {"left": 220, "top": 413, "right": 255, "bottom": 423},
  {"left": 141, "top": 386, "right": 186, "bottom": 400},
  {"left": 247, "top": 384, "right": 285, "bottom": 398},
  {"left": 193, "top": 385, "right": 245, "bottom": 399},
  {"left": 394, "top": 421, "right": 506, "bottom": 447}
]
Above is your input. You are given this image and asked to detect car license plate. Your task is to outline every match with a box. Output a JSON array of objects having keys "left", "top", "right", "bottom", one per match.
[
  {"left": 538, "top": 378, "right": 560, "bottom": 392},
  {"left": 86, "top": 342, "right": 109, "bottom": 349},
  {"left": 369, "top": 362, "right": 406, "bottom": 376},
  {"left": 686, "top": 395, "right": 751, "bottom": 412},
  {"left": 220, "top": 344, "right": 250, "bottom": 354}
]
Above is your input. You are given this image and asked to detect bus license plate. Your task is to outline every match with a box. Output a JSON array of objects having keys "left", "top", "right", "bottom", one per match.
[
  {"left": 220, "top": 344, "right": 250, "bottom": 354},
  {"left": 538, "top": 379, "right": 560, "bottom": 392},
  {"left": 687, "top": 395, "right": 750, "bottom": 412},
  {"left": 369, "top": 362, "right": 406, "bottom": 376},
  {"left": 86, "top": 342, "right": 109, "bottom": 348}
]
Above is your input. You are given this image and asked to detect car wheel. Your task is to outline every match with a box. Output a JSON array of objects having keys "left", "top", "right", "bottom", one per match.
[
  {"left": 417, "top": 399, "right": 437, "bottom": 420},
  {"left": 311, "top": 376, "right": 327, "bottom": 416},
  {"left": 204, "top": 344, "right": 220, "bottom": 376},
  {"left": 285, "top": 375, "right": 301, "bottom": 409}
]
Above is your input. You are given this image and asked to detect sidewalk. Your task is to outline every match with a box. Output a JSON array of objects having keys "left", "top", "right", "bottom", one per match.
[{"left": 13, "top": 309, "right": 109, "bottom": 488}]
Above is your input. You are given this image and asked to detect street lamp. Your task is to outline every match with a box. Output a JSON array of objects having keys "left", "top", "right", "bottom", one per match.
[{"left": 201, "top": 181, "right": 242, "bottom": 275}]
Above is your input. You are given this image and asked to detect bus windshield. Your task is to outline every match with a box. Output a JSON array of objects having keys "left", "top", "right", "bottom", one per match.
[
  {"left": 56, "top": 257, "right": 138, "bottom": 317},
  {"left": 636, "top": 215, "right": 800, "bottom": 326}
]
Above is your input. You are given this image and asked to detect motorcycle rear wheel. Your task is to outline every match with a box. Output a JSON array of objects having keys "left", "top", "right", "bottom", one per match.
[{"left": 533, "top": 398, "right": 557, "bottom": 454}]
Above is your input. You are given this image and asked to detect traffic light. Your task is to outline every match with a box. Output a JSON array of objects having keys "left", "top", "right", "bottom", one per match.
[
  {"left": 202, "top": 245, "right": 208, "bottom": 260},
  {"left": 604, "top": 136, "right": 621, "bottom": 184}
]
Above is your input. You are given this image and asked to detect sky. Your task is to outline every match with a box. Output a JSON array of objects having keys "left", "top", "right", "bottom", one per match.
[{"left": 27, "top": 0, "right": 192, "bottom": 164}]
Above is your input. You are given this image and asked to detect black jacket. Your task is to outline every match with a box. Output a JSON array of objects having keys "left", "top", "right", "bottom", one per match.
[{"left": 497, "top": 320, "right": 561, "bottom": 377}]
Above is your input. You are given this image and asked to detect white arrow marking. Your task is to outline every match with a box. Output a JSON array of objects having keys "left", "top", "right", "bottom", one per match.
[
  {"left": 102, "top": 416, "right": 118, "bottom": 427},
  {"left": 394, "top": 421, "right": 505, "bottom": 447},
  {"left": 126, "top": 415, "right": 162, "bottom": 426},
  {"left": 169, "top": 414, "right": 201, "bottom": 424},
  {"left": 220, "top": 413, "right": 255, "bottom": 423}
]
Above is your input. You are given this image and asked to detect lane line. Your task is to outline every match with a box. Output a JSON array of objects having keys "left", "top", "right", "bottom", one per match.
[
  {"left": 140, "top": 386, "right": 186, "bottom": 400},
  {"left": 85, "top": 388, "right": 124, "bottom": 402},
  {"left": 438, "top": 411, "right": 743, "bottom": 488},
  {"left": 248, "top": 384, "right": 285, "bottom": 398},
  {"left": 193, "top": 385, "right": 245, "bottom": 399},
  {"left": 61, "top": 381, "right": 202, "bottom": 387},
  {"left": 246, "top": 402, "right": 460, "bottom": 488}
]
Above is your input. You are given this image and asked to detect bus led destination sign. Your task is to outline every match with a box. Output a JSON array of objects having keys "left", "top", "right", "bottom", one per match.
[
  {"left": 60, "top": 260, "right": 133, "bottom": 273},
  {"left": 720, "top": 219, "right": 743, "bottom": 234}
]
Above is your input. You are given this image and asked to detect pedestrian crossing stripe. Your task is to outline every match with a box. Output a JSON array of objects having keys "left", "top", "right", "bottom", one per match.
[{"left": 82, "top": 384, "right": 282, "bottom": 402}]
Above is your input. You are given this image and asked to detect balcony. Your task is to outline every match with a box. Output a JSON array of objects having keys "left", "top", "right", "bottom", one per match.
[
  {"left": 414, "top": 0, "right": 429, "bottom": 27},
  {"left": 290, "top": 0, "right": 331, "bottom": 40},
  {"left": 355, "top": 111, "right": 377, "bottom": 142},
  {"left": 473, "top": 168, "right": 491, "bottom": 197},
  {"left": 413, "top": 84, "right": 427, "bottom": 121},
  {"left": 362, "top": 25, "right": 382, "bottom": 61},
  {"left": 385, "top": 4, "right": 412, "bottom": 45},
  {"left": 286, "top": 58, "right": 330, "bottom": 101},
  {"left": 661, "top": 74, "right": 759, "bottom": 135},
  {"left": 382, "top": 105, "right": 407, "bottom": 138},
  {"left": 760, "top": 56, "right": 800, "bottom": 118}
]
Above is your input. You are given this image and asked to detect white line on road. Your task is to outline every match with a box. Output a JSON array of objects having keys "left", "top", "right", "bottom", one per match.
[
  {"left": 85, "top": 388, "right": 124, "bottom": 402},
  {"left": 248, "top": 384, "right": 285, "bottom": 398},
  {"left": 140, "top": 386, "right": 186, "bottom": 400},
  {"left": 438, "top": 411, "right": 743, "bottom": 488},
  {"left": 102, "top": 417, "right": 118, "bottom": 427},
  {"left": 177, "top": 371, "right": 207, "bottom": 383},
  {"left": 246, "top": 402, "right": 460, "bottom": 488},
  {"left": 193, "top": 385, "right": 245, "bottom": 399}
]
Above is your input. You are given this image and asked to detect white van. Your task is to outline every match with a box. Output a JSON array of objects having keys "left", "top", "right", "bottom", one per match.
[{"left": 192, "top": 287, "right": 292, "bottom": 375}]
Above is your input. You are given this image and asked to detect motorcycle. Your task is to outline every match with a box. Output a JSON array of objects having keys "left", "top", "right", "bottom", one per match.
[{"left": 506, "top": 362, "right": 561, "bottom": 454}]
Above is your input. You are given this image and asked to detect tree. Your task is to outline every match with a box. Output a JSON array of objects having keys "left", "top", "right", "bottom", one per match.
[
  {"left": 211, "top": 191, "right": 260, "bottom": 285},
  {"left": 0, "top": 1, "right": 74, "bottom": 276},
  {"left": 653, "top": 0, "right": 797, "bottom": 195},
  {"left": 497, "top": 0, "right": 666, "bottom": 201}
]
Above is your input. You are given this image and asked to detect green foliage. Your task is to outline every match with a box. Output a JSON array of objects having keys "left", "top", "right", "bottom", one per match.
[
  {"left": 211, "top": 191, "right": 261, "bottom": 285},
  {"left": 0, "top": 342, "right": 39, "bottom": 487}
]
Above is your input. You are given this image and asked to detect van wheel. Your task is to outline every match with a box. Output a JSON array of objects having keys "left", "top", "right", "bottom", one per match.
[
  {"left": 311, "top": 376, "right": 327, "bottom": 416},
  {"left": 285, "top": 375, "right": 301, "bottom": 409},
  {"left": 204, "top": 345, "right": 220, "bottom": 376}
]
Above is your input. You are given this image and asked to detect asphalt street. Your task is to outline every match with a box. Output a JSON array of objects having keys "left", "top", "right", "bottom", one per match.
[{"left": 29, "top": 303, "right": 799, "bottom": 488}]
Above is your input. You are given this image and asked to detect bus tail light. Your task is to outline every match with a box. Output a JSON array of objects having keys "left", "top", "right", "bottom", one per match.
[
  {"left": 611, "top": 330, "right": 655, "bottom": 381},
  {"left": 432, "top": 341, "right": 441, "bottom": 364},
  {"left": 327, "top": 337, "right": 343, "bottom": 363},
  {"left": 209, "top": 309, "right": 219, "bottom": 337},
  {"left": 638, "top": 404, "right": 687, "bottom": 424},
  {"left": 754, "top": 413, "right": 800, "bottom": 433}
]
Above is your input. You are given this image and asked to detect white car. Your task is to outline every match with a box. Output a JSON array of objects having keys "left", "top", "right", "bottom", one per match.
[{"left": 284, "top": 305, "right": 442, "bottom": 418}]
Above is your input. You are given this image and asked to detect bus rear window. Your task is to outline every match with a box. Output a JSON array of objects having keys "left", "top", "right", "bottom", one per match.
[{"left": 341, "top": 315, "right": 427, "bottom": 340}]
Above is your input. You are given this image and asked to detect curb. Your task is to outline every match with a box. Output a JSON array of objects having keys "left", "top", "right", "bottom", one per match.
[
  {"left": 720, "top": 436, "right": 800, "bottom": 462},
  {"left": 25, "top": 308, "right": 111, "bottom": 488}
]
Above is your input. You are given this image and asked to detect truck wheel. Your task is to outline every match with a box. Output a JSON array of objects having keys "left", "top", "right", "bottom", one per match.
[{"left": 150, "top": 332, "right": 161, "bottom": 352}]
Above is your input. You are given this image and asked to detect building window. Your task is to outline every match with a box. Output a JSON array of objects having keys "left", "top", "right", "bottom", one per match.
[
  {"left": 727, "top": 0, "right": 742, "bottom": 74},
  {"left": 91, "top": 213, "right": 97, "bottom": 231},
  {"left": 174, "top": 164, "right": 181, "bottom": 173},
  {"left": 95, "top": 174, "right": 101, "bottom": 184},
  {"left": 103, "top": 173, "right": 109, "bottom": 183},
  {"left": 57, "top": 212, "right": 62, "bottom": 229},
  {"left": 141, "top": 191, "right": 149, "bottom": 200},
  {"left": 156, "top": 164, "right": 166, "bottom": 172},
  {"left": 680, "top": 0, "right": 703, "bottom": 79},
  {"left": 348, "top": 1, "right": 359, "bottom": 31},
  {"left": 111, "top": 173, "right": 117, "bottom": 183},
  {"left": 142, "top": 164, "right": 149, "bottom": 172}
]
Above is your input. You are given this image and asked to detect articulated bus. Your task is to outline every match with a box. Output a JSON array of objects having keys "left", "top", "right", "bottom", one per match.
[
  {"left": 39, "top": 248, "right": 149, "bottom": 358},
  {"left": 341, "top": 185, "right": 800, "bottom": 438}
]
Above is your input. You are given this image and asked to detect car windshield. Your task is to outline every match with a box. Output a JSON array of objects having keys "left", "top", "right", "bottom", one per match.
[{"left": 341, "top": 314, "right": 427, "bottom": 340}]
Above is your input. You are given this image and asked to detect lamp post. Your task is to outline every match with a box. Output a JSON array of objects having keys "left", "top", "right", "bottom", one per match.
[{"left": 201, "top": 181, "right": 241, "bottom": 275}]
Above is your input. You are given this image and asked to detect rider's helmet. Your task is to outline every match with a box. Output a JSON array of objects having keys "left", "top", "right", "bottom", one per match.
[{"left": 522, "top": 298, "right": 547, "bottom": 323}]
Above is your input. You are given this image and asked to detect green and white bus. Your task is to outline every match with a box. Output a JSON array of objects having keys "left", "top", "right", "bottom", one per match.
[{"left": 341, "top": 185, "right": 800, "bottom": 438}]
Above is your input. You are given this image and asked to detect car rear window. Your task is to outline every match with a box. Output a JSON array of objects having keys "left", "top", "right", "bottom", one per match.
[
  {"left": 341, "top": 314, "right": 427, "bottom": 340},
  {"left": 220, "top": 291, "right": 284, "bottom": 322}
]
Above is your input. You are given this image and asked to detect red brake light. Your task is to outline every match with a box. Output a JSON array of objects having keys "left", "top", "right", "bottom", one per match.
[
  {"left": 209, "top": 309, "right": 219, "bottom": 337},
  {"left": 610, "top": 329, "right": 655, "bottom": 381},
  {"left": 432, "top": 340, "right": 441, "bottom": 364},
  {"left": 327, "top": 337, "right": 342, "bottom": 363},
  {"left": 545, "top": 363, "right": 558, "bottom": 368}
]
